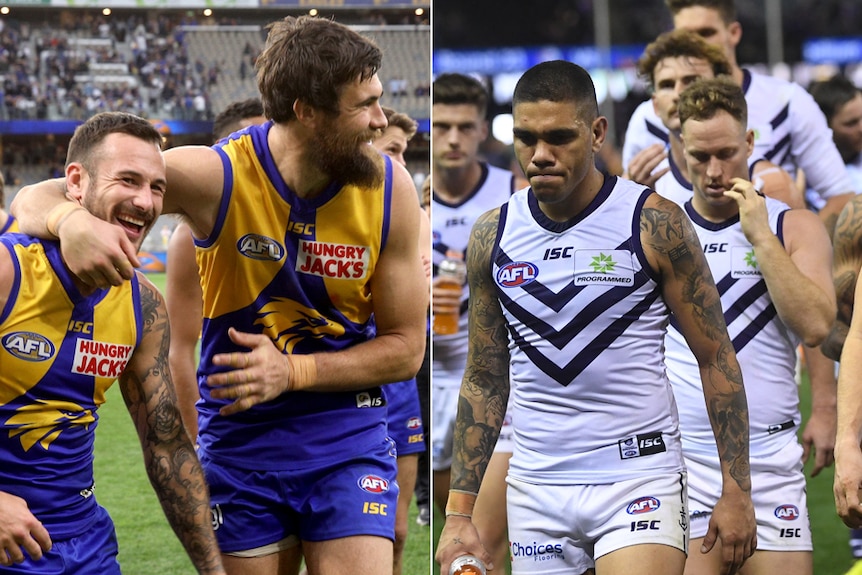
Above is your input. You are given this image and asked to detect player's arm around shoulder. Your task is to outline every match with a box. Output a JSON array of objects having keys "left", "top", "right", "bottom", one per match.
[
  {"left": 119, "top": 272, "right": 226, "bottom": 575},
  {"left": 163, "top": 146, "right": 224, "bottom": 238},
  {"left": 823, "top": 195, "right": 862, "bottom": 360},
  {"left": 773, "top": 208, "right": 836, "bottom": 346}
]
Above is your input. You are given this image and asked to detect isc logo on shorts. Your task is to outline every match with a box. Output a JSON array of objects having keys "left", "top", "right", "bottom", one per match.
[
  {"left": 774, "top": 504, "right": 799, "bottom": 520},
  {"left": 358, "top": 474, "right": 389, "bottom": 494}
]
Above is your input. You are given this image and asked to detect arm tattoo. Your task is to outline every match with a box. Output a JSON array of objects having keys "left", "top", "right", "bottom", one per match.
[
  {"left": 120, "top": 280, "right": 222, "bottom": 572},
  {"left": 451, "top": 209, "right": 510, "bottom": 494},
  {"left": 642, "top": 200, "right": 750, "bottom": 492}
]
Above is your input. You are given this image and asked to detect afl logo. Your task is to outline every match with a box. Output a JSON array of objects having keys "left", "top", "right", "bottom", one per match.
[
  {"left": 627, "top": 496, "right": 661, "bottom": 514},
  {"left": 237, "top": 234, "right": 285, "bottom": 261},
  {"left": 358, "top": 474, "right": 390, "bottom": 494},
  {"left": 774, "top": 504, "right": 799, "bottom": 520},
  {"left": 2, "top": 332, "right": 55, "bottom": 361},
  {"left": 496, "top": 261, "right": 539, "bottom": 287},
  {"left": 406, "top": 417, "right": 422, "bottom": 430}
]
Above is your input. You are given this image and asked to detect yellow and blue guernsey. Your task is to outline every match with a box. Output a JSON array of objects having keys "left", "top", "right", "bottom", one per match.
[
  {"left": 0, "top": 234, "right": 141, "bottom": 539},
  {"left": 197, "top": 122, "right": 393, "bottom": 469},
  {"left": 1, "top": 213, "right": 17, "bottom": 234}
]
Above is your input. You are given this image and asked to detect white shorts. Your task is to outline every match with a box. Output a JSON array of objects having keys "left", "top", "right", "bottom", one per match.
[
  {"left": 686, "top": 440, "right": 811, "bottom": 551},
  {"left": 507, "top": 472, "right": 688, "bottom": 574}
]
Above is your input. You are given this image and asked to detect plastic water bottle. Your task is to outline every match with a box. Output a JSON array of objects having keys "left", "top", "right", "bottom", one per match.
[
  {"left": 433, "top": 254, "right": 467, "bottom": 335},
  {"left": 449, "top": 554, "right": 487, "bottom": 575}
]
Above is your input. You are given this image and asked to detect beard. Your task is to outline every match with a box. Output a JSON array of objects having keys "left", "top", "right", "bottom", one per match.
[{"left": 307, "top": 117, "right": 384, "bottom": 190}]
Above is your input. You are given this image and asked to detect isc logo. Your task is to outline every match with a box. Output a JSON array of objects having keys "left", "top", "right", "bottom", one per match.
[
  {"left": 236, "top": 234, "right": 285, "bottom": 261},
  {"left": 627, "top": 497, "right": 661, "bottom": 515},
  {"left": 496, "top": 262, "right": 538, "bottom": 287},
  {"left": 703, "top": 243, "right": 728, "bottom": 253},
  {"left": 358, "top": 475, "right": 390, "bottom": 494},
  {"left": 287, "top": 221, "right": 315, "bottom": 236},
  {"left": 362, "top": 502, "right": 388, "bottom": 516},
  {"left": 630, "top": 520, "right": 661, "bottom": 531},
  {"left": 774, "top": 504, "right": 799, "bottom": 520},
  {"left": 68, "top": 320, "right": 94, "bottom": 334},
  {"left": 2, "top": 332, "right": 55, "bottom": 362}
]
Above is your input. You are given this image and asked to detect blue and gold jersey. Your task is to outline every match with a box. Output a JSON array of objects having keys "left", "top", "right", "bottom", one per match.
[
  {"left": 0, "top": 234, "right": 141, "bottom": 539},
  {"left": 195, "top": 122, "right": 394, "bottom": 470},
  {"left": 0, "top": 213, "right": 17, "bottom": 234}
]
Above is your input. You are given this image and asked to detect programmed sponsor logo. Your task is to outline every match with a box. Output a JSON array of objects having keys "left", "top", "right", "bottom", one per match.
[
  {"left": 574, "top": 250, "right": 635, "bottom": 286},
  {"left": 627, "top": 496, "right": 661, "bottom": 515},
  {"left": 510, "top": 540, "right": 565, "bottom": 563},
  {"left": 237, "top": 234, "right": 285, "bottom": 261},
  {"left": 731, "top": 247, "right": 762, "bottom": 279},
  {"left": 297, "top": 240, "right": 369, "bottom": 279},
  {"left": 774, "top": 504, "right": 800, "bottom": 520},
  {"left": 2, "top": 332, "right": 55, "bottom": 361},
  {"left": 358, "top": 474, "right": 389, "bottom": 494},
  {"left": 72, "top": 339, "right": 134, "bottom": 378},
  {"left": 496, "top": 261, "right": 538, "bottom": 287}
]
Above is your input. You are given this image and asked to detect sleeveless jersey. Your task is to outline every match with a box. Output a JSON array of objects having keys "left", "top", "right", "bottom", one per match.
[
  {"left": 0, "top": 213, "right": 16, "bottom": 234},
  {"left": 432, "top": 163, "right": 517, "bottom": 388},
  {"left": 624, "top": 69, "right": 851, "bottom": 200},
  {"left": 665, "top": 197, "right": 799, "bottom": 459},
  {"left": 0, "top": 234, "right": 141, "bottom": 539},
  {"left": 494, "top": 175, "right": 684, "bottom": 484},
  {"left": 195, "top": 122, "right": 393, "bottom": 470}
]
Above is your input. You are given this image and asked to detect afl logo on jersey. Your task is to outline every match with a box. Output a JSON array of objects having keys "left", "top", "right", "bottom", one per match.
[
  {"left": 358, "top": 474, "right": 390, "bottom": 494},
  {"left": 2, "top": 332, "right": 55, "bottom": 361},
  {"left": 496, "top": 262, "right": 538, "bottom": 287},
  {"left": 237, "top": 234, "right": 285, "bottom": 261}
]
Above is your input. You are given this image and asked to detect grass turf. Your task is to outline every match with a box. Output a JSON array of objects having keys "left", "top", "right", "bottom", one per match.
[{"left": 93, "top": 272, "right": 432, "bottom": 574}]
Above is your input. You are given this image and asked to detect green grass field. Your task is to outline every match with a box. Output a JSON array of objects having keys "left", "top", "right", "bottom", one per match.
[
  {"left": 93, "top": 272, "right": 432, "bottom": 574},
  {"left": 432, "top": 372, "right": 854, "bottom": 575}
]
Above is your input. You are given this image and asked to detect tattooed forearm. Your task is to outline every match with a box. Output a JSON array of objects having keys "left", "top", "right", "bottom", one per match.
[
  {"left": 119, "top": 279, "right": 223, "bottom": 573},
  {"left": 450, "top": 208, "right": 510, "bottom": 494},
  {"left": 703, "top": 343, "right": 751, "bottom": 492}
]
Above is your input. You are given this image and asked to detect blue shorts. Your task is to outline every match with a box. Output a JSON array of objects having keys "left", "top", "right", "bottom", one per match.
[
  {"left": 384, "top": 379, "right": 425, "bottom": 457},
  {"left": 0, "top": 505, "right": 120, "bottom": 575},
  {"left": 201, "top": 437, "right": 399, "bottom": 553}
]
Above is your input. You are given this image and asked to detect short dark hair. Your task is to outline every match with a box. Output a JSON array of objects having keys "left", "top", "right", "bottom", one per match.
[
  {"left": 637, "top": 29, "right": 732, "bottom": 89},
  {"left": 678, "top": 76, "right": 747, "bottom": 128},
  {"left": 513, "top": 60, "right": 598, "bottom": 121},
  {"left": 382, "top": 106, "right": 417, "bottom": 140},
  {"left": 256, "top": 16, "right": 382, "bottom": 123},
  {"left": 213, "top": 98, "right": 265, "bottom": 141},
  {"left": 432, "top": 73, "right": 489, "bottom": 118},
  {"left": 809, "top": 74, "right": 861, "bottom": 123},
  {"left": 665, "top": 0, "right": 736, "bottom": 23},
  {"left": 66, "top": 112, "right": 163, "bottom": 174}
]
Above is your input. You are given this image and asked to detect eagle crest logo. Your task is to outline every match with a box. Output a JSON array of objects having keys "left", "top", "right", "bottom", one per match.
[
  {"left": 254, "top": 298, "right": 345, "bottom": 353},
  {"left": 6, "top": 400, "right": 95, "bottom": 451}
]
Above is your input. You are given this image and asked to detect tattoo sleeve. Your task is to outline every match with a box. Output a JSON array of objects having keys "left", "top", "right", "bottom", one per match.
[
  {"left": 450, "top": 209, "right": 510, "bottom": 494},
  {"left": 641, "top": 198, "right": 751, "bottom": 492},
  {"left": 119, "top": 279, "right": 222, "bottom": 573}
]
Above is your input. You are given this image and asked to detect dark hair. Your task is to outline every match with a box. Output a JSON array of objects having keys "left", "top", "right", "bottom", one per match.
[
  {"left": 637, "top": 29, "right": 732, "bottom": 88},
  {"left": 513, "top": 60, "right": 598, "bottom": 121},
  {"left": 66, "top": 112, "right": 163, "bottom": 173},
  {"left": 256, "top": 16, "right": 382, "bottom": 122},
  {"left": 665, "top": 0, "right": 736, "bottom": 23},
  {"left": 382, "top": 106, "right": 418, "bottom": 140},
  {"left": 809, "top": 74, "right": 861, "bottom": 123},
  {"left": 213, "top": 98, "right": 265, "bottom": 141},
  {"left": 432, "top": 73, "right": 489, "bottom": 118},
  {"left": 678, "top": 76, "right": 747, "bottom": 128}
]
